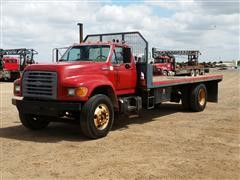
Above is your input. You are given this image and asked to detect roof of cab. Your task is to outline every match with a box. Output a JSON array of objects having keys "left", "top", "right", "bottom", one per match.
[{"left": 72, "top": 41, "right": 129, "bottom": 47}]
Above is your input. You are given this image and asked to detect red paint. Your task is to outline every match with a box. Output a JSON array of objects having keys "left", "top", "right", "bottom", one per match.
[
  {"left": 22, "top": 43, "right": 137, "bottom": 101},
  {"left": 2, "top": 57, "right": 20, "bottom": 71},
  {"left": 109, "top": 44, "right": 137, "bottom": 93},
  {"left": 153, "top": 74, "right": 223, "bottom": 86},
  {"left": 15, "top": 41, "right": 222, "bottom": 107},
  {"left": 153, "top": 55, "right": 174, "bottom": 75}
]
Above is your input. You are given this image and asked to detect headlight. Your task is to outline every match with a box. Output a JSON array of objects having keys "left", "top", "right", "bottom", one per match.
[
  {"left": 14, "top": 85, "right": 20, "bottom": 93},
  {"left": 67, "top": 88, "right": 75, "bottom": 96},
  {"left": 67, "top": 87, "right": 88, "bottom": 97}
]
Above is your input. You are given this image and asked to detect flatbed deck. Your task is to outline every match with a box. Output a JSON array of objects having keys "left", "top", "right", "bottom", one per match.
[{"left": 150, "top": 74, "right": 223, "bottom": 88}]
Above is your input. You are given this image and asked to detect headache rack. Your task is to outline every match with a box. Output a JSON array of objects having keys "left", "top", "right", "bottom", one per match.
[{"left": 84, "top": 32, "right": 149, "bottom": 63}]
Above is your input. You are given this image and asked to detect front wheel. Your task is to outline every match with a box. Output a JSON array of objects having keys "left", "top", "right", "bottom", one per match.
[
  {"left": 80, "top": 94, "right": 114, "bottom": 139},
  {"left": 162, "top": 70, "right": 168, "bottom": 76},
  {"left": 19, "top": 113, "right": 50, "bottom": 130}
]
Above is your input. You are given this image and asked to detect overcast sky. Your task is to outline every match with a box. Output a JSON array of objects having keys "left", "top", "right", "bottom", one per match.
[{"left": 1, "top": 0, "right": 239, "bottom": 62}]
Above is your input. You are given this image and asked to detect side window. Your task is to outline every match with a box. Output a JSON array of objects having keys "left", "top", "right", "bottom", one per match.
[
  {"left": 112, "top": 47, "right": 123, "bottom": 64},
  {"left": 111, "top": 47, "right": 132, "bottom": 64},
  {"left": 111, "top": 52, "right": 117, "bottom": 64}
]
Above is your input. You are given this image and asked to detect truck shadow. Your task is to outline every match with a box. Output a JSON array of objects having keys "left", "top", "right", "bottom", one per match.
[
  {"left": 0, "top": 103, "right": 189, "bottom": 143},
  {"left": 112, "top": 103, "right": 186, "bottom": 131}
]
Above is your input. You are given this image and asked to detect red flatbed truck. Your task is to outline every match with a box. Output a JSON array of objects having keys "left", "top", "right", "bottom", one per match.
[
  {"left": 0, "top": 48, "right": 38, "bottom": 81},
  {"left": 152, "top": 49, "right": 205, "bottom": 76},
  {"left": 0, "top": 56, "right": 20, "bottom": 81},
  {"left": 12, "top": 24, "right": 223, "bottom": 139}
]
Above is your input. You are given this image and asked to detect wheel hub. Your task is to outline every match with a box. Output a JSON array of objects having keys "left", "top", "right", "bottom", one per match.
[
  {"left": 94, "top": 104, "right": 110, "bottom": 130},
  {"left": 198, "top": 88, "right": 206, "bottom": 106}
]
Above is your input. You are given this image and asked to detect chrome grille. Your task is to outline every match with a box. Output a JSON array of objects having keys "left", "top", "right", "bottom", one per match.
[{"left": 22, "top": 71, "right": 57, "bottom": 99}]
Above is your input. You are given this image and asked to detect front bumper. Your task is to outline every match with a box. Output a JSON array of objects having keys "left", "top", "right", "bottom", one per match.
[{"left": 12, "top": 97, "right": 82, "bottom": 117}]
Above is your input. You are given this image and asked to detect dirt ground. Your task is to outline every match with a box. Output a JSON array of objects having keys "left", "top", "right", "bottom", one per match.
[{"left": 0, "top": 69, "right": 239, "bottom": 180}]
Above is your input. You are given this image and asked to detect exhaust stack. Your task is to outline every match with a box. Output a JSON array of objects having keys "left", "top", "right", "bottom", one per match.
[{"left": 77, "top": 23, "right": 83, "bottom": 43}]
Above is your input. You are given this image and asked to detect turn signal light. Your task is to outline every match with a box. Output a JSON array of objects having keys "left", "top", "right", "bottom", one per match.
[
  {"left": 75, "top": 87, "right": 88, "bottom": 97},
  {"left": 67, "top": 87, "right": 88, "bottom": 97}
]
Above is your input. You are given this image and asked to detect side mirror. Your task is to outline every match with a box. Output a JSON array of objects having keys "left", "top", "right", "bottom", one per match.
[
  {"left": 52, "top": 48, "right": 59, "bottom": 62},
  {"left": 56, "top": 49, "right": 59, "bottom": 62},
  {"left": 123, "top": 48, "right": 131, "bottom": 63},
  {"left": 52, "top": 47, "right": 68, "bottom": 62}
]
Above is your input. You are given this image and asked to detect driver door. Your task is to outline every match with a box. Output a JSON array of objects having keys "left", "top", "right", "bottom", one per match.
[{"left": 111, "top": 46, "right": 136, "bottom": 94}]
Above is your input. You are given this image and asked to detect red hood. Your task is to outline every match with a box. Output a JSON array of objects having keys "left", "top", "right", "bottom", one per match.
[{"left": 25, "top": 61, "right": 107, "bottom": 79}]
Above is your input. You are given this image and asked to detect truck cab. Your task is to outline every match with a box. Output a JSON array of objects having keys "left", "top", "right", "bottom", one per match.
[
  {"left": 0, "top": 57, "right": 20, "bottom": 81},
  {"left": 153, "top": 55, "right": 174, "bottom": 76},
  {"left": 2, "top": 57, "right": 20, "bottom": 71},
  {"left": 0, "top": 49, "right": 38, "bottom": 81},
  {"left": 58, "top": 42, "right": 137, "bottom": 95},
  {"left": 16, "top": 42, "right": 137, "bottom": 101}
]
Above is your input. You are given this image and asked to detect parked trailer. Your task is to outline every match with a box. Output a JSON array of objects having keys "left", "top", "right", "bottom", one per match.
[{"left": 12, "top": 24, "right": 223, "bottom": 139}]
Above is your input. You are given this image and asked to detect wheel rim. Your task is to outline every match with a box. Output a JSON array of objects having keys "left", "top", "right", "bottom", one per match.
[
  {"left": 196, "top": 70, "right": 199, "bottom": 76},
  {"left": 191, "top": 70, "right": 195, "bottom": 76},
  {"left": 198, "top": 88, "right": 206, "bottom": 106},
  {"left": 93, "top": 104, "right": 110, "bottom": 130}
]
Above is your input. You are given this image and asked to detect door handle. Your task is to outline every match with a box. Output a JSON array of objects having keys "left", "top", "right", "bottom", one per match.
[{"left": 125, "top": 64, "right": 131, "bottom": 69}]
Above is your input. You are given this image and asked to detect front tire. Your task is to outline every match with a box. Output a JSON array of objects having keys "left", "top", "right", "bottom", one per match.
[
  {"left": 162, "top": 70, "right": 168, "bottom": 76},
  {"left": 80, "top": 94, "right": 114, "bottom": 139},
  {"left": 19, "top": 113, "right": 50, "bottom": 130}
]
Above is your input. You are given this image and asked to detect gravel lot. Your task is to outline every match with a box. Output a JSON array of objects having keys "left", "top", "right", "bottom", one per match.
[{"left": 0, "top": 69, "right": 239, "bottom": 179}]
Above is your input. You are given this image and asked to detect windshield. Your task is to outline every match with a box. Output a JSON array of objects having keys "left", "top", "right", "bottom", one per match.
[{"left": 60, "top": 45, "right": 110, "bottom": 62}]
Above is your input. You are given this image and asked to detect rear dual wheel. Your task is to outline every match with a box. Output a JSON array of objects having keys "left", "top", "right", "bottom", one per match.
[
  {"left": 190, "top": 84, "right": 207, "bottom": 111},
  {"left": 190, "top": 70, "right": 195, "bottom": 76},
  {"left": 195, "top": 70, "right": 200, "bottom": 76},
  {"left": 182, "top": 83, "right": 207, "bottom": 112},
  {"left": 190, "top": 70, "right": 200, "bottom": 77}
]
